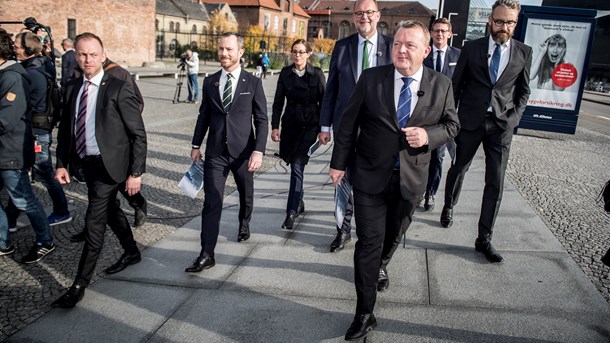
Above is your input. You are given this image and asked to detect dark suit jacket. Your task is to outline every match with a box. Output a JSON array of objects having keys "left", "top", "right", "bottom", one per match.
[
  {"left": 56, "top": 73, "right": 147, "bottom": 183},
  {"left": 192, "top": 69, "right": 268, "bottom": 159},
  {"left": 330, "top": 65, "right": 460, "bottom": 200},
  {"left": 424, "top": 46, "right": 461, "bottom": 78},
  {"left": 61, "top": 50, "right": 78, "bottom": 87},
  {"left": 452, "top": 36, "right": 532, "bottom": 131},
  {"left": 320, "top": 32, "right": 393, "bottom": 131}
]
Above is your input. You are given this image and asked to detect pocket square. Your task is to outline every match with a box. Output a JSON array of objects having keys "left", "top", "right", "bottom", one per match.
[
  {"left": 449, "top": 62, "right": 457, "bottom": 66},
  {"left": 240, "top": 92, "right": 251, "bottom": 95}
]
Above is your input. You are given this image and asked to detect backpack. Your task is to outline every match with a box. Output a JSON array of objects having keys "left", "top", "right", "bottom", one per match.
[{"left": 45, "top": 75, "right": 62, "bottom": 128}]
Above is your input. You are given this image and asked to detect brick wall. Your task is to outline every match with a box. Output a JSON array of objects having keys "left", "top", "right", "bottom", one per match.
[{"left": 0, "top": 0, "right": 155, "bottom": 66}]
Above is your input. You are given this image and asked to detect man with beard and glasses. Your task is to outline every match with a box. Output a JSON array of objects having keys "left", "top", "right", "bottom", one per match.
[
  {"left": 440, "top": 0, "right": 532, "bottom": 263},
  {"left": 319, "top": 0, "right": 393, "bottom": 254}
]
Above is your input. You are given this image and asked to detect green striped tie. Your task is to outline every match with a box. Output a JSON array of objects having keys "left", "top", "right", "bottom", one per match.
[
  {"left": 223, "top": 74, "right": 233, "bottom": 112},
  {"left": 362, "top": 40, "right": 370, "bottom": 70}
]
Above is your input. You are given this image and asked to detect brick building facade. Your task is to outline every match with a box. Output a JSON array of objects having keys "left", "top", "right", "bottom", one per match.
[{"left": 0, "top": 0, "right": 156, "bottom": 66}]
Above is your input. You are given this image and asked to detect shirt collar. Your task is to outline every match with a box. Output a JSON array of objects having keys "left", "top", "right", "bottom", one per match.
[
  {"left": 359, "top": 33, "right": 378, "bottom": 48},
  {"left": 222, "top": 66, "right": 242, "bottom": 80},
  {"left": 394, "top": 65, "right": 424, "bottom": 84},
  {"left": 432, "top": 45, "right": 448, "bottom": 54},
  {"left": 488, "top": 35, "right": 511, "bottom": 51},
  {"left": 84, "top": 70, "right": 104, "bottom": 87}
]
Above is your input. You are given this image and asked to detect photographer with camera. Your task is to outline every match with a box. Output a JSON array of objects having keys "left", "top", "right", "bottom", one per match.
[
  {"left": 7, "top": 32, "right": 72, "bottom": 230},
  {"left": 184, "top": 49, "right": 199, "bottom": 103}
]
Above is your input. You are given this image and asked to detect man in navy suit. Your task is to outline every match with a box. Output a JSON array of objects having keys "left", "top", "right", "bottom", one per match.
[
  {"left": 186, "top": 32, "right": 268, "bottom": 273},
  {"left": 60, "top": 38, "right": 78, "bottom": 88},
  {"left": 319, "top": 0, "right": 393, "bottom": 253},
  {"left": 421, "top": 18, "right": 461, "bottom": 211},
  {"left": 330, "top": 20, "right": 459, "bottom": 340},
  {"left": 441, "top": 0, "right": 532, "bottom": 263}
]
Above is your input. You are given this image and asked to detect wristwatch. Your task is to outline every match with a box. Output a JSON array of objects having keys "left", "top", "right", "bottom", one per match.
[{"left": 131, "top": 172, "right": 142, "bottom": 178}]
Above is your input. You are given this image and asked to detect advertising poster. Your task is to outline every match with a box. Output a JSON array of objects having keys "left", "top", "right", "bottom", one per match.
[{"left": 523, "top": 18, "right": 591, "bottom": 111}]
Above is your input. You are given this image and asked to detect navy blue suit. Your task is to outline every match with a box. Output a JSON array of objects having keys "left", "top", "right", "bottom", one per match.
[
  {"left": 191, "top": 68, "right": 268, "bottom": 257},
  {"left": 422, "top": 46, "right": 461, "bottom": 197},
  {"left": 320, "top": 32, "right": 393, "bottom": 235}
]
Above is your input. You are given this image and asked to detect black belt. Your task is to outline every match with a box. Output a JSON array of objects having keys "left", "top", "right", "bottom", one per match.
[{"left": 81, "top": 155, "right": 102, "bottom": 162}]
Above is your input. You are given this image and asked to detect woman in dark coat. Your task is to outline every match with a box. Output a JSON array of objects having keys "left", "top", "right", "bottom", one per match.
[{"left": 271, "top": 39, "right": 326, "bottom": 229}]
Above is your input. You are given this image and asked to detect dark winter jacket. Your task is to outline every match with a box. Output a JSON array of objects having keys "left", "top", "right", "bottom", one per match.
[
  {"left": 20, "top": 55, "right": 55, "bottom": 134},
  {"left": 0, "top": 60, "right": 35, "bottom": 169},
  {"left": 272, "top": 63, "right": 326, "bottom": 164}
]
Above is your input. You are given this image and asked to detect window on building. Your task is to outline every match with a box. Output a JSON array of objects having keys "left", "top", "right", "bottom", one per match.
[
  {"left": 67, "top": 19, "right": 76, "bottom": 40},
  {"left": 176, "top": 22, "right": 181, "bottom": 33},
  {"left": 264, "top": 13, "right": 271, "bottom": 30},
  {"left": 274, "top": 16, "right": 279, "bottom": 30},
  {"left": 292, "top": 19, "right": 296, "bottom": 33},
  {"left": 339, "top": 21, "right": 350, "bottom": 39},
  {"left": 155, "top": 19, "right": 159, "bottom": 31},
  {"left": 192, "top": 25, "right": 197, "bottom": 33},
  {"left": 299, "top": 21, "right": 305, "bottom": 37},
  {"left": 378, "top": 22, "right": 388, "bottom": 35},
  {"left": 169, "top": 21, "right": 174, "bottom": 33}
]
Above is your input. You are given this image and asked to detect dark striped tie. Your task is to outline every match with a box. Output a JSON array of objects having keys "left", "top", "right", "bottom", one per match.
[
  {"left": 223, "top": 74, "right": 233, "bottom": 112},
  {"left": 75, "top": 81, "right": 90, "bottom": 159}
]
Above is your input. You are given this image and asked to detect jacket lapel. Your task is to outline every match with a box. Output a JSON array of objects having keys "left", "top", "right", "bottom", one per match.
[
  {"left": 68, "top": 78, "right": 84, "bottom": 130},
  {"left": 95, "top": 74, "right": 109, "bottom": 129},
  {"left": 495, "top": 38, "right": 517, "bottom": 85},
  {"left": 383, "top": 66, "right": 399, "bottom": 130},
  {"left": 349, "top": 34, "right": 359, "bottom": 82},
  {"left": 209, "top": 72, "right": 223, "bottom": 111},
  {"left": 377, "top": 32, "right": 391, "bottom": 66},
  {"left": 480, "top": 37, "right": 493, "bottom": 85},
  {"left": 229, "top": 70, "right": 248, "bottom": 112},
  {"left": 410, "top": 68, "right": 431, "bottom": 123}
]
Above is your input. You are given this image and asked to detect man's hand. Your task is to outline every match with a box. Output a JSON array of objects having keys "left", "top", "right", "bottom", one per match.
[
  {"left": 329, "top": 168, "right": 345, "bottom": 187},
  {"left": 191, "top": 148, "right": 202, "bottom": 162},
  {"left": 55, "top": 168, "right": 70, "bottom": 184},
  {"left": 402, "top": 127, "right": 428, "bottom": 148},
  {"left": 271, "top": 129, "right": 280, "bottom": 142},
  {"left": 125, "top": 176, "right": 141, "bottom": 196},
  {"left": 248, "top": 151, "right": 263, "bottom": 172},
  {"left": 318, "top": 132, "right": 331, "bottom": 145}
]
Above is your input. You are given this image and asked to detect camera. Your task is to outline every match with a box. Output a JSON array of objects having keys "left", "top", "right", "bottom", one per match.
[{"left": 177, "top": 53, "right": 188, "bottom": 69}]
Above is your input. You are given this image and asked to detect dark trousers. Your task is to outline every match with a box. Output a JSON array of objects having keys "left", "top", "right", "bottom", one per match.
[
  {"left": 426, "top": 143, "right": 447, "bottom": 195},
  {"left": 200, "top": 153, "right": 253, "bottom": 258},
  {"left": 443, "top": 116, "right": 513, "bottom": 243},
  {"left": 287, "top": 163, "right": 305, "bottom": 215},
  {"left": 338, "top": 166, "right": 354, "bottom": 235},
  {"left": 353, "top": 171, "right": 412, "bottom": 315},
  {"left": 74, "top": 156, "right": 138, "bottom": 287}
]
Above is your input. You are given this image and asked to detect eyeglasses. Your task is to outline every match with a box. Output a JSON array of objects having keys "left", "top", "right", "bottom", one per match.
[
  {"left": 431, "top": 29, "right": 450, "bottom": 34},
  {"left": 491, "top": 17, "right": 517, "bottom": 28},
  {"left": 292, "top": 50, "right": 308, "bottom": 55},
  {"left": 354, "top": 10, "right": 377, "bottom": 17}
]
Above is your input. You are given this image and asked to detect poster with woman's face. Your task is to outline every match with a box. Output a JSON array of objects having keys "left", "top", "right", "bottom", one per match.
[{"left": 523, "top": 18, "right": 591, "bottom": 111}]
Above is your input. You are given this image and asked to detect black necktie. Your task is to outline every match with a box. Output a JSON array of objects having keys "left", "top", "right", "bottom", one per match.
[
  {"left": 435, "top": 50, "right": 442, "bottom": 73},
  {"left": 223, "top": 74, "right": 233, "bottom": 112}
]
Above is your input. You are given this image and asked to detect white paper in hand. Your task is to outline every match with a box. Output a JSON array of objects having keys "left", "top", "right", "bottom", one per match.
[{"left": 178, "top": 160, "right": 204, "bottom": 198}]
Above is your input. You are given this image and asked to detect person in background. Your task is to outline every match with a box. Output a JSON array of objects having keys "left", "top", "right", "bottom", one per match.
[
  {"left": 185, "top": 49, "right": 199, "bottom": 103},
  {"left": 271, "top": 39, "right": 326, "bottom": 229}
]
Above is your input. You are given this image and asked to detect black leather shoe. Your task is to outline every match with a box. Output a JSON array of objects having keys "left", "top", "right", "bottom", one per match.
[
  {"left": 475, "top": 240, "right": 504, "bottom": 263},
  {"left": 377, "top": 268, "right": 389, "bottom": 291},
  {"left": 70, "top": 230, "right": 86, "bottom": 243},
  {"left": 602, "top": 248, "right": 610, "bottom": 267},
  {"left": 134, "top": 207, "right": 147, "bottom": 227},
  {"left": 185, "top": 255, "right": 215, "bottom": 272},
  {"left": 238, "top": 225, "right": 250, "bottom": 242},
  {"left": 330, "top": 232, "right": 351, "bottom": 253},
  {"left": 297, "top": 200, "right": 305, "bottom": 215},
  {"left": 282, "top": 214, "right": 296, "bottom": 229},
  {"left": 424, "top": 193, "right": 435, "bottom": 211},
  {"left": 440, "top": 206, "right": 453, "bottom": 228},
  {"left": 51, "top": 285, "right": 85, "bottom": 308},
  {"left": 105, "top": 251, "right": 142, "bottom": 274},
  {"left": 345, "top": 313, "right": 377, "bottom": 341}
]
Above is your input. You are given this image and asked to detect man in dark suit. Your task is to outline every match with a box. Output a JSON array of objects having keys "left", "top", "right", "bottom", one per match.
[
  {"left": 319, "top": 0, "right": 393, "bottom": 253},
  {"left": 60, "top": 38, "right": 78, "bottom": 88},
  {"left": 421, "top": 18, "right": 461, "bottom": 211},
  {"left": 186, "top": 32, "right": 268, "bottom": 273},
  {"left": 51, "top": 32, "right": 147, "bottom": 308},
  {"left": 441, "top": 0, "right": 532, "bottom": 263},
  {"left": 330, "top": 21, "right": 459, "bottom": 340}
]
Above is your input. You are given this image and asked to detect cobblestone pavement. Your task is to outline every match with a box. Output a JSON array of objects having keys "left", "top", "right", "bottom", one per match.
[{"left": 1, "top": 74, "right": 609, "bottom": 342}]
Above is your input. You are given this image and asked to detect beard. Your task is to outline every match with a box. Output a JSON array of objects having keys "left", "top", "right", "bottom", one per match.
[{"left": 491, "top": 27, "right": 513, "bottom": 44}]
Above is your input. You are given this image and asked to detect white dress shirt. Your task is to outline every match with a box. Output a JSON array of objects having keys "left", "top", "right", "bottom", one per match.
[{"left": 76, "top": 70, "right": 104, "bottom": 156}]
